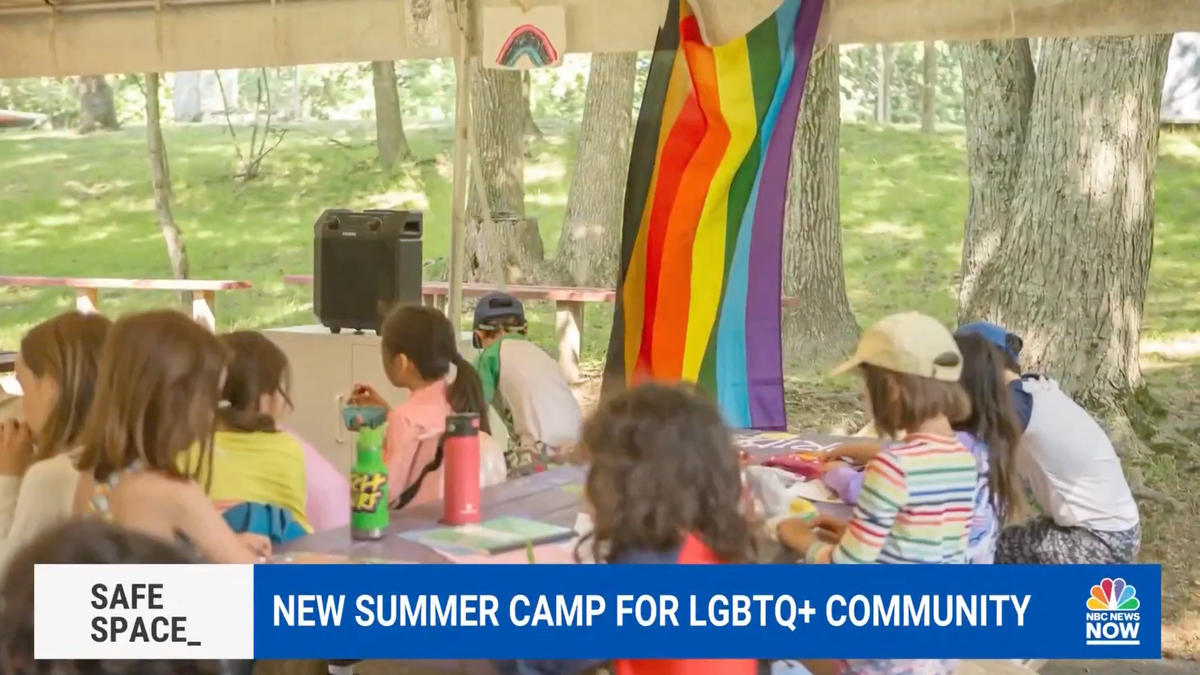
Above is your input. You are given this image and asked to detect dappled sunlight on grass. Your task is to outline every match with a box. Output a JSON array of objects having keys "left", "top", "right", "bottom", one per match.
[
  {"left": 526, "top": 162, "right": 567, "bottom": 184},
  {"left": 0, "top": 120, "right": 580, "bottom": 348},
  {"left": 1159, "top": 131, "right": 1200, "bottom": 164}
]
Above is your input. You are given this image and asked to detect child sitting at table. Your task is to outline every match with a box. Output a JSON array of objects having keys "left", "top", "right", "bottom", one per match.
[
  {"left": 72, "top": 310, "right": 270, "bottom": 563},
  {"left": 349, "top": 304, "right": 506, "bottom": 509},
  {"left": 495, "top": 383, "right": 765, "bottom": 675},
  {"left": 955, "top": 321, "right": 1140, "bottom": 564},
  {"left": 472, "top": 292, "right": 582, "bottom": 476},
  {"left": 817, "top": 332, "right": 1026, "bottom": 564},
  {"left": 776, "top": 312, "right": 976, "bottom": 675},
  {"left": 0, "top": 311, "right": 111, "bottom": 571},
  {"left": 181, "top": 331, "right": 312, "bottom": 540}
]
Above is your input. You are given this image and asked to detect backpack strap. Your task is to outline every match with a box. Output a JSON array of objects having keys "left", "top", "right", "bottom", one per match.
[{"left": 390, "top": 436, "right": 445, "bottom": 511}]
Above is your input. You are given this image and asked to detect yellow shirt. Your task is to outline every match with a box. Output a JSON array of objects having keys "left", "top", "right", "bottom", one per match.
[{"left": 182, "top": 431, "right": 312, "bottom": 533}]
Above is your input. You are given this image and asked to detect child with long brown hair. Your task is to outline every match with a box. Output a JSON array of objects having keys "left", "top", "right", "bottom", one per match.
[
  {"left": 181, "top": 331, "right": 311, "bottom": 533},
  {"left": 72, "top": 310, "right": 269, "bottom": 563},
  {"left": 496, "top": 383, "right": 762, "bottom": 675},
  {"left": 348, "top": 304, "right": 505, "bottom": 507},
  {"left": 0, "top": 311, "right": 111, "bottom": 568}
]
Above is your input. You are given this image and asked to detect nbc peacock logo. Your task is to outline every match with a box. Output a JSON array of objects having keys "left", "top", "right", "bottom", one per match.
[{"left": 1085, "top": 578, "right": 1141, "bottom": 646}]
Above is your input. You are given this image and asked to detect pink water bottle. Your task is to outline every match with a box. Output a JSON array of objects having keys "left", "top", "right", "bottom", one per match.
[{"left": 441, "top": 413, "right": 481, "bottom": 525}]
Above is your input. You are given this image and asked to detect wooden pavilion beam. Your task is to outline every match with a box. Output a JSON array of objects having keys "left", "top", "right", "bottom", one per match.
[{"left": 0, "top": 0, "right": 1195, "bottom": 79}]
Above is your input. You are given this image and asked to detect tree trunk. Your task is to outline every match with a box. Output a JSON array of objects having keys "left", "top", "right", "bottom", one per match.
[
  {"left": 875, "top": 44, "right": 893, "bottom": 123},
  {"left": 522, "top": 71, "right": 543, "bottom": 141},
  {"left": 466, "top": 68, "right": 541, "bottom": 284},
  {"left": 554, "top": 53, "right": 637, "bottom": 287},
  {"left": 371, "top": 60, "right": 409, "bottom": 170},
  {"left": 782, "top": 48, "right": 859, "bottom": 370},
  {"left": 956, "top": 40, "right": 1036, "bottom": 316},
  {"left": 76, "top": 75, "right": 119, "bottom": 134},
  {"left": 963, "top": 36, "right": 1173, "bottom": 482},
  {"left": 920, "top": 42, "right": 938, "bottom": 134},
  {"left": 144, "top": 73, "right": 191, "bottom": 298}
]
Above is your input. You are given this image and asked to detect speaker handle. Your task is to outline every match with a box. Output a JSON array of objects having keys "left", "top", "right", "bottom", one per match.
[{"left": 334, "top": 394, "right": 347, "bottom": 445}]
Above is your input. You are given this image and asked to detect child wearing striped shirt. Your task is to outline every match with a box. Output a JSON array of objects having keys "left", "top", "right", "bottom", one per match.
[
  {"left": 810, "top": 332, "right": 1027, "bottom": 564},
  {"left": 775, "top": 312, "right": 977, "bottom": 675}
]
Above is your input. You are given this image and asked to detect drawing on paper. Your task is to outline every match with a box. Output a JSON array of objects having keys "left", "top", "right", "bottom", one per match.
[
  {"left": 481, "top": 5, "right": 566, "bottom": 69},
  {"left": 405, "top": 0, "right": 439, "bottom": 49}
]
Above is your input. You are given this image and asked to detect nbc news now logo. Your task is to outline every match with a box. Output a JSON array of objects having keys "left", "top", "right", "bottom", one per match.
[{"left": 1086, "top": 578, "right": 1141, "bottom": 646}]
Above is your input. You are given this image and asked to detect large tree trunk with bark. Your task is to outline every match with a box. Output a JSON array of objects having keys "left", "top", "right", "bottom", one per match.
[
  {"left": 782, "top": 49, "right": 859, "bottom": 369},
  {"left": 961, "top": 36, "right": 1173, "bottom": 487},
  {"left": 921, "top": 42, "right": 938, "bottom": 134},
  {"left": 465, "top": 68, "right": 542, "bottom": 284},
  {"left": 956, "top": 40, "right": 1036, "bottom": 315},
  {"left": 371, "top": 61, "right": 409, "bottom": 170},
  {"left": 554, "top": 53, "right": 637, "bottom": 287},
  {"left": 144, "top": 73, "right": 190, "bottom": 298},
  {"left": 77, "top": 75, "right": 120, "bottom": 134}
]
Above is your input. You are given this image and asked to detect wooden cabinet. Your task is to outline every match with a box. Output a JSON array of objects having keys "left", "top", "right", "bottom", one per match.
[{"left": 265, "top": 325, "right": 498, "bottom": 474}]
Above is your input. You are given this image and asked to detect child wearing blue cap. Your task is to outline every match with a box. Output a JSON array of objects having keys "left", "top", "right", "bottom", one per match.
[
  {"left": 473, "top": 292, "right": 582, "bottom": 476},
  {"left": 955, "top": 321, "right": 1140, "bottom": 564}
]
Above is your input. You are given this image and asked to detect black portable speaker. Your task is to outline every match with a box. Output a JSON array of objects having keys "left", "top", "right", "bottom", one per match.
[{"left": 313, "top": 208, "right": 423, "bottom": 334}]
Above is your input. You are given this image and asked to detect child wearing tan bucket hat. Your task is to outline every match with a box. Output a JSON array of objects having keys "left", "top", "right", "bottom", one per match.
[
  {"left": 778, "top": 311, "right": 977, "bottom": 563},
  {"left": 776, "top": 312, "right": 979, "bottom": 675}
]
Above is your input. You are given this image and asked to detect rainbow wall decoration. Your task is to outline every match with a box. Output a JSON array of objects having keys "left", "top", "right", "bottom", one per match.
[
  {"left": 496, "top": 24, "right": 560, "bottom": 68},
  {"left": 481, "top": 5, "right": 565, "bottom": 70},
  {"left": 601, "top": 0, "right": 824, "bottom": 430}
]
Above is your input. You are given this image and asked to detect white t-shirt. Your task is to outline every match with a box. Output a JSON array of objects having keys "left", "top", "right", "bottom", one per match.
[
  {"left": 477, "top": 336, "right": 581, "bottom": 451},
  {"left": 1018, "top": 376, "right": 1139, "bottom": 531}
]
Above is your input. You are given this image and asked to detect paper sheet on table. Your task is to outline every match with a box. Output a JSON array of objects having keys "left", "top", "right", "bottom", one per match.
[{"left": 442, "top": 513, "right": 597, "bottom": 564}]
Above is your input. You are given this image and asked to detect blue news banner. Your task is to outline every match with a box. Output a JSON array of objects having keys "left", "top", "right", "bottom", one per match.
[{"left": 253, "top": 564, "right": 1160, "bottom": 660}]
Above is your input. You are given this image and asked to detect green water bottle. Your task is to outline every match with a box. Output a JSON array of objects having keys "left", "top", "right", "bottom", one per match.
[{"left": 350, "top": 426, "right": 389, "bottom": 541}]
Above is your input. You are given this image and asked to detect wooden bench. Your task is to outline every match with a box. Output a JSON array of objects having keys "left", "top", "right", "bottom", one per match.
[
  {"left": 283, "top": 274, "right": 800, "bottom": 384},
  {"left": 0, "top": 276, "right": 252, "bottom": 332},
  {"left": 0, "top": 352, "right": 14, "bottom": 374}
]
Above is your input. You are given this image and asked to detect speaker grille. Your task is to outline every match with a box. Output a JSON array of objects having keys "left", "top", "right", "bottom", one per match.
[{"left": 313, "top": 209, "right": 423, "bottom": 333}]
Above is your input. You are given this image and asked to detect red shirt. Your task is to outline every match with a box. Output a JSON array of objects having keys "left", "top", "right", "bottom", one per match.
[{"left": 614, "top": 535, "right": 759, "bottom": 675}]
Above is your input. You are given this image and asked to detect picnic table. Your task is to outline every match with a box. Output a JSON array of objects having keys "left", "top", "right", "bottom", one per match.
[
  {"left": 0, "top": 275, "right": 253, "bottom": 331},
  {"left": 274, "top": 430, "right": 851, "bottom": 675},
  {"left": 273, "top": 429, "right": 1045, "bottom": 675},
  {"left": 283, "top": 429, "right": 849, "bottom": 562}
]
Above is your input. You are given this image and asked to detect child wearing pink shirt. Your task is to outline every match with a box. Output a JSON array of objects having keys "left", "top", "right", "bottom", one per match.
[{"left": 349, "top": 305, "right": 501, "bottom": 508}]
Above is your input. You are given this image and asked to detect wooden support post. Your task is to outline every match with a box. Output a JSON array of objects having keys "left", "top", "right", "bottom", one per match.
[
  {"left": 192, "top": 290, "right": 216, "bottom": 332},
  {"left": 555, "top": 300, "right": 584, "bottom": 384},
  {"left": 446, "top": 0, "right": 473, "bottom": 326},
  {"left": 75, "top": 287, "right": 99, "bottom": 314}
]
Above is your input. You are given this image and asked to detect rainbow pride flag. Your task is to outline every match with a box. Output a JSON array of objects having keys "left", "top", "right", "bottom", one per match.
[{"left": 602, "top": 0, "right": 824, "bottom": 430}]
